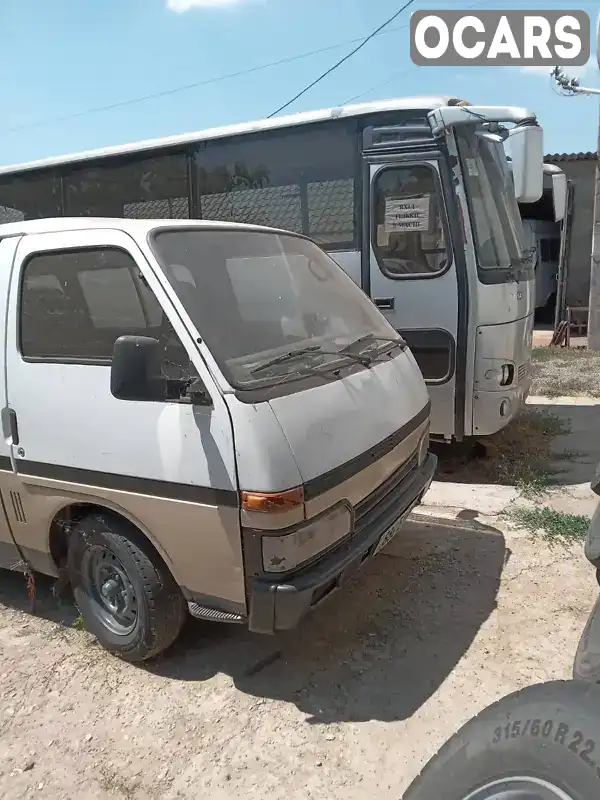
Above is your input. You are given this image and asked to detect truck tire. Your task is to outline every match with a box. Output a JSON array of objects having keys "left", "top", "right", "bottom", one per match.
[
  {"left": 68, "top": 512, "right": 186, "bottom": 662},
  {"left": 402, "top": 681, "right": 600, "bottom": 799}
]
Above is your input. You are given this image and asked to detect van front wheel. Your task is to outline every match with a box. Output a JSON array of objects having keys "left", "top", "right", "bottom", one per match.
[{"left": 68, "top": 513, "right": 186, "bottom": 662}]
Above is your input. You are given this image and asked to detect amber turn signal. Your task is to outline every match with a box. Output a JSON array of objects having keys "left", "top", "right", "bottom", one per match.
[{"left": 241, "top": 486, "right": 304, "bottom": 513}]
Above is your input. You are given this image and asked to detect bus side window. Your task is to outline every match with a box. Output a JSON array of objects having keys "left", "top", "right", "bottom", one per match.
[{"left": 372, "top": 165, "right": 448, "bottom": 278}]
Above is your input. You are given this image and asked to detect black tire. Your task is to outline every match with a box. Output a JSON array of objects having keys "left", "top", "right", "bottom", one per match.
[
  {"left": 402, "top": 681, "right": 600, "bottom": 799},
  {"left": 68, "top": 513, "right": 186, "bottom": 662}
]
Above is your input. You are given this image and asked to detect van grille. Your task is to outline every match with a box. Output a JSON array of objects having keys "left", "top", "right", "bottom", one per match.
[
  {"left": 518, "top": 363, "right": 527, "bottom": 383},
  {"left": 354, "top": 451, "right": 418, "bottom": 532}
]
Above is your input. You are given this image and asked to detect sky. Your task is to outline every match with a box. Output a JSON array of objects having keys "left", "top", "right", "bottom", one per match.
[{"left": 0, "top": 0, "right": 598, "bottom": 167}]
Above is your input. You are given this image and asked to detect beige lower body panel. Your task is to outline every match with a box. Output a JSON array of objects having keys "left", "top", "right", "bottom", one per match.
[{"left": 0, "top": 468, "right": 246, "bottom": 611}]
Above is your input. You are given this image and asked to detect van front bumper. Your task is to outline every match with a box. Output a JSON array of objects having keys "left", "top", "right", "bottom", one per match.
[{"left": 247, "top": 452, "right": 437, "bottom": 635}]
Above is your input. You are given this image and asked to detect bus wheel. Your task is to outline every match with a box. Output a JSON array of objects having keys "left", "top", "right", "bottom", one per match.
[
  {"left": 68, "top": 513, "right": 186, "bottom": 662},
  {"left": 402, "top": 681, "right": 600, "bottom": 800}
]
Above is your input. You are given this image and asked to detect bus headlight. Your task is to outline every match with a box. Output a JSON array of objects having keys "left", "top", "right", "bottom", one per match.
[
  {"left": 261, "top": 504, "right": 352, "bottom": 573},
  {"left": 483, "top": 362, "right": 515, "bottom": 388}
]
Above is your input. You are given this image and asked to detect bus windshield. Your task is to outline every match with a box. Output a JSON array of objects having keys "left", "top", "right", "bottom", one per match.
[
  {"left": 149, "top": 227, "right": 398, "bottom": 388},
  {"left": 455, "top": 127, "right": 526, "bottom": 274}
]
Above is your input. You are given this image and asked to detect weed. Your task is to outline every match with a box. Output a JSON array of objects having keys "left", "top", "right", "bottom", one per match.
[
  {"left": 508, "top": 505, "right": 590, "bottom": 545},
  {"left": 73, "top": 615, "right": 86, "bottom": 631},
  {"left": 532, "top": 347, "right": 600, "bottom": 398}
]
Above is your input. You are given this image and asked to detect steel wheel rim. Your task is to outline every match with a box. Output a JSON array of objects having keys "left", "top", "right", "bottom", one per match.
[
  {"left": 83, "top": 546, "right": 138, "bottom": 636},
  {"left": 461, "top": 776, "right": 575, "bottom": 800}
]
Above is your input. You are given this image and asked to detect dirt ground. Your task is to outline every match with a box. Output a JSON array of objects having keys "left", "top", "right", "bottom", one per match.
[{"left": 1, "top": 401, "right": 600, "bottom": 799}]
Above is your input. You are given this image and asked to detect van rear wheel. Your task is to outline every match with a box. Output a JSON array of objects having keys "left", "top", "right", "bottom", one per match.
[{"left": 68, "top": 513, "right": 186, "bottom": 662}]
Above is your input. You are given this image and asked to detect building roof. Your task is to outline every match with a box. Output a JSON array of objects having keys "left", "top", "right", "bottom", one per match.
[{"left": 545, "top": 152, "right": 597, "bottom": 161}]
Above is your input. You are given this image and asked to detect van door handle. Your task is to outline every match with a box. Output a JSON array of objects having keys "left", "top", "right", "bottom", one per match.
[
  {"left": 1, "top": 407, "right": 19, "bottom": 446},
  {"left": 374, "top": 297, "right": 395, "bottom": 310}
]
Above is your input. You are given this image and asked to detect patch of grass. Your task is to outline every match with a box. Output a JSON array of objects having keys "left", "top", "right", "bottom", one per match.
[
  {"left": 532, "top": 347, "right": 600, "bottom": 397},
  {"left": 435, "top": 409, "right": 570, "bottom": 495},
  {"left": 73, "top": 614, "right": 86, "bottom": 631},
  {"left": 508, "top": 505, "right": 590, "bottom": 545}
]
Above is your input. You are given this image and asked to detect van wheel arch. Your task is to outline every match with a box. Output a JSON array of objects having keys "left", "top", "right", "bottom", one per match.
[{"left": 49, "top": 503, "right": 176, "bottom": 583}]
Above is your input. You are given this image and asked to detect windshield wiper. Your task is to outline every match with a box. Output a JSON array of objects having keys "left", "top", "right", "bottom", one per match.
[
  {"left": 250, "top": 345, "right": 324, "bottom": 375},
  {"left": 250, "top": 338, "right": 400, "bottom": 377},
  {"left": 339, "top": 334, "right": 406, "bottom": 355}
]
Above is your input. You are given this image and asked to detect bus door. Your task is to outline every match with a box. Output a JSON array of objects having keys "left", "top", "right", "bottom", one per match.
[{"left": 364, "top": 148, "right": 465, "bottom": 440}]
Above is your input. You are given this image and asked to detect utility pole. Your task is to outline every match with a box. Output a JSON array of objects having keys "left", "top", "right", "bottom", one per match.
[{"left": 551, "top": 65, "right": 600, "bottom": 349}]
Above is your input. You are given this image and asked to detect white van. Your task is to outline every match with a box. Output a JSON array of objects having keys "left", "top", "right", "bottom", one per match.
[{"left": 0, "top": 218, "right": 435, "bottom": 660}]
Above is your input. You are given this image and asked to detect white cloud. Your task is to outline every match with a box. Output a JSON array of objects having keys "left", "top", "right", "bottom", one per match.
[{"left": 167, "top": 0, "right": 243, "bottom": 11}]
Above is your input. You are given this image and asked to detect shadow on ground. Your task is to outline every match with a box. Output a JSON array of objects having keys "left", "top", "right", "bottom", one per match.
[
  {"left": 433, "top": 403, "right": 600, "bottom": 489},
  {"left": 0, "top": 517, "right": 505, "bottom": 724},
  {"left": 541, "top": 403, "right": 600, "bottom": 486},
  {"left": 0, "top": 568, "right": 78, "bottom": 626}
]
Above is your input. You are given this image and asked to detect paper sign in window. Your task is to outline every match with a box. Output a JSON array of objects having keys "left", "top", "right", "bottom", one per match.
[{"left": 384, "top": 195, "right": 430, "bottom": 233}]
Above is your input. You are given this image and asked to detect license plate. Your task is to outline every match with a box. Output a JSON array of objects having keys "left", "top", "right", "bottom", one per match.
[{"left": 373, "top": 513, "right": 407, "bottom": 556}]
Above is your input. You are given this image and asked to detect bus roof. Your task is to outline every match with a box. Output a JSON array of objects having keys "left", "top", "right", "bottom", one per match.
[{"left": 0, "top": 96, "right": 466, "bottom": 177}]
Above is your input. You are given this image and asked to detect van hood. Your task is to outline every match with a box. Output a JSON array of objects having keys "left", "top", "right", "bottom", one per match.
[{"left": 267, "top": 350, "right": 428, "bottom": 485}]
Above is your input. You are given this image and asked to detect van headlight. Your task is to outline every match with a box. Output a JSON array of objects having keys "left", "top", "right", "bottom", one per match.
[{"left": 261, "top": 503, "right": 352, "bottom": 573}]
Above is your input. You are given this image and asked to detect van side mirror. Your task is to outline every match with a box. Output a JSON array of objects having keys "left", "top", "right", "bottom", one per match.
[
  {"left": 509, "top": 124, "right": 544, "bottom": 203},
  {"left": 111, "top": 336, "right": 166, "bottom": 402}
]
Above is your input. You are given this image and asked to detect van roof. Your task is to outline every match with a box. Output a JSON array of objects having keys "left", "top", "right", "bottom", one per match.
[
  {"left": 0, "top": 216, "right": 308, "bottom": 239},
  {"left": 0, "top": 96, "right": 465, "bottom": 176}
]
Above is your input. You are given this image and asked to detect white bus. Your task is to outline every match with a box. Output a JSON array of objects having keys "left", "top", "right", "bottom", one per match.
[{"left": 0, "top": 96, "right": 543, "bottom": 441}]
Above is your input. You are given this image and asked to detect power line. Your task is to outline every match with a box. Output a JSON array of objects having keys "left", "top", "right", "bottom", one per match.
[
  {"left": 1, "top": 23, "right": 412, "bottom": 135},
  {"left": 267, "top": 0, "right": 416, "bottom": 118},
  {"left": 339, "top": 0, "right": 498, "bottom": 107},
  {"left": 342, "top": 69, "right": 416, "bottom": 105}
]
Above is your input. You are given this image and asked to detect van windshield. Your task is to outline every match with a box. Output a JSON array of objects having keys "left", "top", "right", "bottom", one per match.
[
  {"left": 455, "top": 127, "right": 526, "bottom": 274},
  {"left": 150, "top": 228, "right": 398, "bottom": 388}
]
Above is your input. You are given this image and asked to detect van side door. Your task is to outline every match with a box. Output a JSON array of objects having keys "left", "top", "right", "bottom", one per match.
[{"left": 4, "top": 228, "right": 244, "bottom": 612}]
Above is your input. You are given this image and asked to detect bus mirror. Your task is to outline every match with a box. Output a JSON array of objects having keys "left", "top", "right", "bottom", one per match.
[
  {"left": 509, "top": 124, "right": 544, "bottom": 203},
  {"left": 551, "top": 172, "right": 568, "bottom": 222},
  {"left": 110, "top": 335, "right": 167, "bottom": 402}
]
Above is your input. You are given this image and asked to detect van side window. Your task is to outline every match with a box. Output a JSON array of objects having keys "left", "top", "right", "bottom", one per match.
[
  {"left": 20, "top": 247, "right": 191, "bottom": 377},
  {"left": 372, "top": 165, "right": 448, "bottom": 278}
]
